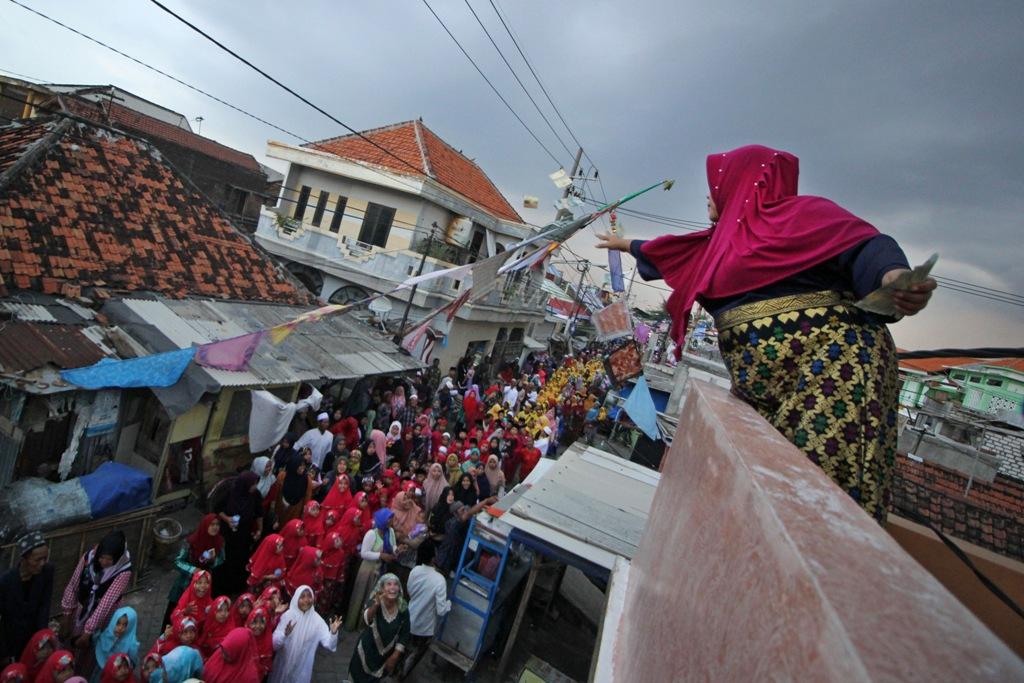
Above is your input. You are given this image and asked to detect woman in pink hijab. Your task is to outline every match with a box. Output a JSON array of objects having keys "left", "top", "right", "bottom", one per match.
[
  {"left": 598, "top": 145, "right": 935, "bottom": 523},
  {"left": 369, "top": 428, "right": 388, "bottom": 470}
]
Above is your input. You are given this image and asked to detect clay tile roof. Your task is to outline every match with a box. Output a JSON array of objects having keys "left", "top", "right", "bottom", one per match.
[
  {"left": 0, "top": 119, "right": 312, "bottom": 305},
  {"left": 61, "top": 96, "right": 261, "bottom": 172},
  {"left": 308, "top": 120, "right": 523, "bottom": 223}
]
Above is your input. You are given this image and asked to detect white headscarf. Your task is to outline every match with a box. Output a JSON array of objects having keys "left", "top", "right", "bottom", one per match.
[
  {"left": 252, "top": 456, "right": 275, "bottom": 497},
  {"left": 268, "top": 585, "right": 333, "bottom": 683}
]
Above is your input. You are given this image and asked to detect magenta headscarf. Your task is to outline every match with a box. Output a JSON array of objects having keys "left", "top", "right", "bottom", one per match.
[
  {"left": 370, "top": 429, "right": 388, "bottom": 469},
  {"left": 639, "top": 145, "right": 879, "bottom": 350}
]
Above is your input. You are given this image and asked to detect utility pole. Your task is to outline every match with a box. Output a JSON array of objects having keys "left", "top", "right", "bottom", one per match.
[
  {"left": 564, "top": 259, "right": 590, "bottom": 341},
  {"left": 397, "top": 225, "right": 436, "bottom": 339},
  {"left": 563, "top": 147, "right": 584, "bottom": 199}
]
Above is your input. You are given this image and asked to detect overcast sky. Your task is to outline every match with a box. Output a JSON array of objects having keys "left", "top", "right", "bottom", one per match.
[{"left": 2, "top": 0, "right": 1021, "bottom": 350}]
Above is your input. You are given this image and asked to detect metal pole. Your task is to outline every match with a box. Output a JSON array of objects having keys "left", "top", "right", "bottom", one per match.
[
  {"left": 563, "top": 260, "right": 590, "bottom": 338},
  {"left": 398, "top": 226, "right": 435, "bottom": 336},
  {"left": 496, "top": 560, "right": 540, "bottom": 681},
  {"left": 563, "top": 147, "right": 584, "bottom": 199}
]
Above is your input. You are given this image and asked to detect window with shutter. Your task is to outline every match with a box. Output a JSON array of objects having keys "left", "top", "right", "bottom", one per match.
[{"left": 358, "top": 202, "right": 396, "bottom": 247}]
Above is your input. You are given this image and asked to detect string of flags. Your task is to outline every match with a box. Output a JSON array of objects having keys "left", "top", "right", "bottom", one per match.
[{"left": 58, "top": 179, "right": 674, "bottom": 392}]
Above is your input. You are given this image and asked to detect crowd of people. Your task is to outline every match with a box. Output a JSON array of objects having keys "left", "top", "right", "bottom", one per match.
[{"left": 0, "top": 349, "right": 617, "bottom": 683}]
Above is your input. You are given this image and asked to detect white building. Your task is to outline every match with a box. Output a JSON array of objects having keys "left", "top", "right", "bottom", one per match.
[{"left": 255, "top": 120, "right": 549, "bottom": 371}]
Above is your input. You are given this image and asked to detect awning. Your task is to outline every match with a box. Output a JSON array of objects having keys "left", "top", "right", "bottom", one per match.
[
  {"left": 102, "top": 297, "right": 423, "bottom": 416},
  {"left": 490, "top": 443, "right": 660, "bottom": 570},
  {"left": 522, "top": 335, "right": 547, "bottom": 351}
]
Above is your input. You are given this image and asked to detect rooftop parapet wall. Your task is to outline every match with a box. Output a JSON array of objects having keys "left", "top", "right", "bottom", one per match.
[{"left": 611, "top": 380, "right": 1023, "bottom": 682}]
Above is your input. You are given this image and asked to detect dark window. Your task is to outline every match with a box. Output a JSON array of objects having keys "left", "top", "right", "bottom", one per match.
[
  {"left": 0, "top": 85, "right": 28, "bottom": 120},
  {"left": 329, "top": 195, "right": 348, "bottom": 233},
  {"left": 293, "top": 185, "right": 312, "bottom": 220},
  {"left": 468, "top": 227, "right": 486, "bottom": 263},
  {"left": 969, "top": 375, "right": 981, "bottom": 383},
  {"left": 358, "top": 202, "right": 396, "bottom": 247},
  {"left": 311, "top": 191, "right": 329, "bottom": 226},
  {"left": 986, "top": 378, "right": 1002, "bottom": 387}
]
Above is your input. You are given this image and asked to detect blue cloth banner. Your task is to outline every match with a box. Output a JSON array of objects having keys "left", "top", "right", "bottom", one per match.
[
  {"left": 608, "top": 249, "right": 625, "bottom": 292},
  {"left": 621, "top": 375, "right": 661, "bottom": 441},
  {"left": 61, "top": 347, "right": 195, "bottom": 389}
]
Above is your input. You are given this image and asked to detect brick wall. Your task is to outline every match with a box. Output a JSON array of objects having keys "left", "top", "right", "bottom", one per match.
[
  {"left": 891, "top": 454, "right": 1024, "bottom": 561},
  {"left": 983, "top": 430, "right": 1024, "bottom": 481}
]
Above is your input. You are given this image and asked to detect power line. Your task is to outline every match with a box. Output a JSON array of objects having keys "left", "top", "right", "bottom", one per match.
[
  {"left": 933, "top": 275, "right": 1023, "bottom": 302},
  {"left": 145, "top": 0, "right": 428, "bottom": 178},
  {"left": 461, "top": 0, "right": 575, "bottom": 161},
  {"left": 419, "top": 0, "right": 565, "bottom": 168}
]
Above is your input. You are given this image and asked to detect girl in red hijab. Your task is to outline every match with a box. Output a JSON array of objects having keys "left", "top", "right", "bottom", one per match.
[
  {"left": 201, "top": 628, "right": 260, "bottom": 683},
  {"left": 245, "top": 534, "right": 286, "bottom": 594},
  {"left": 32, "top": 650, "right": 73, "bottom": 683},
  {"left": 318, "top": 531, "right": 347, "bottom": 584},
  {"left": 18, "top": 629, "right": 56, "bottom": 681},
  {"left": 336, "top": 504, "right": 365, "bottom": 557},
  {"left": 184, "top": 513, "right": 223, "bottom": 566},
  {"left": 98, "top": 653, "right": 135, "bottom": 683},
  {"left": 198, "top": 596, "right": 233, "bottom": 658},
  {"left": 172, "top": 570, "right": 212, "bottom": 627},
  {"left": 229, "top": 593, "right": 254, "bottom": 628},
  {"left": 244, "top": 608, "right": 273, "bottom": 679},
  {"left": 254, "top": 586, "right": 285, "bottom": 631},
  {"left": 278, "top": 520, "right": 307, "bottom": 567},
  {"left": 598, "top": 145, "right": 935, "bottom": 523},
  {"left": 284, "top": 547, "right": 323, "bottom": 596},
  {"left": 147, "top": 616, "right": 197, "bottom": 657},
  {"left": 1, "top": 664, "right": 28, "bottom": 683},
  {"left": 301, "top": 501, "right": 325, "bottom": 548},
  {"left": 321, "top": 470, "right": 353, "bottom": 514}
]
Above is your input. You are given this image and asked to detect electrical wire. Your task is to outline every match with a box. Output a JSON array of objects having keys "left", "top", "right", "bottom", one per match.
[
  {"left": 462, "top": 0, "right": 575, "bottom": 160},
  {"left": 418, "top": 0, "right": 565, "bottom": 168},
  {"left": 933, "top": 276, "right": 1024, "bottom": 302}
]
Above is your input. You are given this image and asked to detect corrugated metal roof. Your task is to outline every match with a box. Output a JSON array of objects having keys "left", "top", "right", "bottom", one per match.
[
  {"left": 113, "top": 297, "right": 422, "bottom": 389},
  {"left": 1, "top": 302, "right": 57, "bottom": 323},
  {"left": 496, "top": 442, "right": 660, "bottom": 569},
  {"left": 0, "top": 321, "right": 110, "bottom": 374}
]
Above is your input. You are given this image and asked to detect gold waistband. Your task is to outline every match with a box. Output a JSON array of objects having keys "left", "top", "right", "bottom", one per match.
[{"left": 715, "top": 290, "right": 849, "bottom": 330}]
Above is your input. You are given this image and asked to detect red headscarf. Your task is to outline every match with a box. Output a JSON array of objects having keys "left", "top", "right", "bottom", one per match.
[
  {"left": 184, "top": 513, "right": 223, "bottom": 565},
  {"left": 32, "top": 651, "right": 73, "bottom": 683},
  {"left": 246, "top": 534, "right": 286, "bottom": 587},
  {"left": 1, "top": 664, "right": 28, "bottom": 683},
  {"left": 333, "top": 417, "right": 360, "bottom": 450},
  {"left": 245, "top": 607, "right": 273, "bottom": 678},
  {"left": 285, "top": 546, "right": 323, "bottom": 595},
  {"left": 337, "top": 505, "right": 365, "bottom": 553},
  {"left": 279, "top": 519, "right": 307, "bottom": 566},
  {"left": 301, "top": 501, "right": 325, "bottom": 546},
  {"left": 230, "top": 592, "right": 255, "bottom": 628},
  {"left": 173, "top": 569, "right": 213, "bottom": 624},
  {"left": 202, "top": 627, "right": 260, "bottom": 683},
  {"left": 323, "top": 475, "right": 356, "bottom": 511},
  {"left": 19, "top": 629, "right": 56, "bottom": 680},
  {"left": 318, "top": 531, "right": 347, "bottom": 582},
  {"left": 99, "top": 653, "right": 137, "bottom": 683},
  {"left": 639, "top": 145, "right": 879, "bottom": 348},
  {"left": 198, "top": 595, "right": 234, "bottom": 658},
  {"left": 149, "top": 615, "right": 197, "bottom": 656},
  {"left": 254, "top": 586, "right": 283, "bottom": 630}
]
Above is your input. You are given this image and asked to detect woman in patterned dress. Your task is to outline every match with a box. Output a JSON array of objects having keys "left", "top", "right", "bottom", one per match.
[{"left": 598, "top": 144, "right": 935, "bottom": 522}]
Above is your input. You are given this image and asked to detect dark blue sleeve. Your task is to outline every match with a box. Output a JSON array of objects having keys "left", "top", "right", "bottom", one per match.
[
  {"left": 629, "top": 240, "right": 663, "bottom": 280},
  {"left": 836, "top": 234, "right": 910, "bottom": 299}
]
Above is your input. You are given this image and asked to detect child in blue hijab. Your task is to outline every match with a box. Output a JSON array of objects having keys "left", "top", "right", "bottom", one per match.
[
  {"left": 150, "top": 646, "right": 202, "bottom": 683},
  {"left": 92, "top": 606, "right": 139, "bottom": 682}
]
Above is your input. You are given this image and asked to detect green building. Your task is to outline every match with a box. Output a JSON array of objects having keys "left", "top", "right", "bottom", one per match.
[{"left": 948, "top": 364, "right": 1024, "bottom": 415}]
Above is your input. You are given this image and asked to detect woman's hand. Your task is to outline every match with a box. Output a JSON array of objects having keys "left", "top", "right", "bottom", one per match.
[
  {"left": 595, "top": 232, "right": 631, "bottom": 252},
  {"left": 284, "top": 620, "right": 295, "bottom": 637},
  {"left": 384, "top": 651, "right": 402, "bottom": 674},
  {"left": 882, "top": 270, "right": 937, "bottom": 316},
  {"left": 328, "top": 616, "right": 343, "bottom": 634}
]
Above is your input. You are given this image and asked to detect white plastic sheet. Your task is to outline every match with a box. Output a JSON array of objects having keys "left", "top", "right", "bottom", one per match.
[{"left": 248, "top": 386, "right": 323, "bottom": 453}]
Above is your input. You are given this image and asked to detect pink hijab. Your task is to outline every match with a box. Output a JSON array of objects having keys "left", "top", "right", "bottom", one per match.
[
  {"left": 639, "top": 145, "right": 879, "bottom": 349},
  {"left": 370, "top": 429, "right": 388, "bottom": 469}
]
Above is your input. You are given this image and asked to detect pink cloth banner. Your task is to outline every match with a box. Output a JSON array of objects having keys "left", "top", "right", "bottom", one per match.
[{"left": 195, "top": 330, "right": 267, "bottom": 372}]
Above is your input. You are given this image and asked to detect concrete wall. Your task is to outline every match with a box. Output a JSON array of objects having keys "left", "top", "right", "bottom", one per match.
[{"left": 605, "top": 380, "right": 1024, "bottom": 682}]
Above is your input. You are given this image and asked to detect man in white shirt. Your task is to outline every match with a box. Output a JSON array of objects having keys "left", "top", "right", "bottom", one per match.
[
  {"left": 402, "top": 542, "right": 451, "bottom": 677},
  {"left": 502, "top": 384, "right": 518, "bottom": 409},
  {"left": 293, "top": 412, "right": 333, "bottom": 470}
]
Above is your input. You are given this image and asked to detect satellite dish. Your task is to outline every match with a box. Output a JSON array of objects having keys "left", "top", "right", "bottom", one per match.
[{"left": 368, "top": 297, "right": 392, "bottom": 319}]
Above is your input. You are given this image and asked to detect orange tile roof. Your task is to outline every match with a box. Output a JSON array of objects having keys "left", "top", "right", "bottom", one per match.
[
  {"left": 0, "top": 119, "right": 312, "bottom": 305},
  {"left": 61, "top": 96, "right": 261, "bottom": 172},
  {"left": 899, "top": 356, "right": 1024, "bottom": 374},
  {"left": 308, "top": 120, "right": 524, "bottom": 223}
]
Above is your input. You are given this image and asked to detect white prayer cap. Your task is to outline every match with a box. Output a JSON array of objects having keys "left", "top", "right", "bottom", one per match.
[
  {"left": 317, "top": 412, "right": 329, "bottom": 422},
  {"left": 439, "top": 446, "right": 448, "bottom": 454}
]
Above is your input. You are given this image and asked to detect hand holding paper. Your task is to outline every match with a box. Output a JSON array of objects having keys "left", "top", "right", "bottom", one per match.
[{"left": 855, "top": 253, "right": 938, "bottom": 317}]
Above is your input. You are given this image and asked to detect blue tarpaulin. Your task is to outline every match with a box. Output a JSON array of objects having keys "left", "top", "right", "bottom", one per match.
[
  {"left": 609, "top": 382, "right": 669, "bottom": 420},
  {"left": 61, "top": 348, "right": 195, "bottom": 389},
  {"left": 79, "top": 462, "right": 152, "bottom": 519}
]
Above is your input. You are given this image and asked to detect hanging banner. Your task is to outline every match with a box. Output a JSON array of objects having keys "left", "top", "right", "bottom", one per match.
[
  {"left": 604, "top": 340, "right": 644, "bottom": 385},
  {"left": 593, "top": 301, "right": 633, "bottom": 341},
  {"left": 397, "top": 262, "right": 474, "bottom": 290},
  {"left": 401, "top": 318, "right": 433, "bottom": 354},
  {"left": 608, "top": 249, "right": 625, "bottom": 292},
  {"left": 195, "top": 330, "right": 266, "bottom": 372}
]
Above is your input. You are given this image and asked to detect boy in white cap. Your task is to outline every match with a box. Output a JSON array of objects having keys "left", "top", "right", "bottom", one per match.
[{"left": 294, "top": 412, "right": 334, "bottom": 470}]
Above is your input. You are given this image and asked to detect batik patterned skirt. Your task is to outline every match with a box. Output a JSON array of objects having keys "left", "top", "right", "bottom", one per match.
[{"left": 716, "top": 291, "right": 899, "bottom": 523}]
